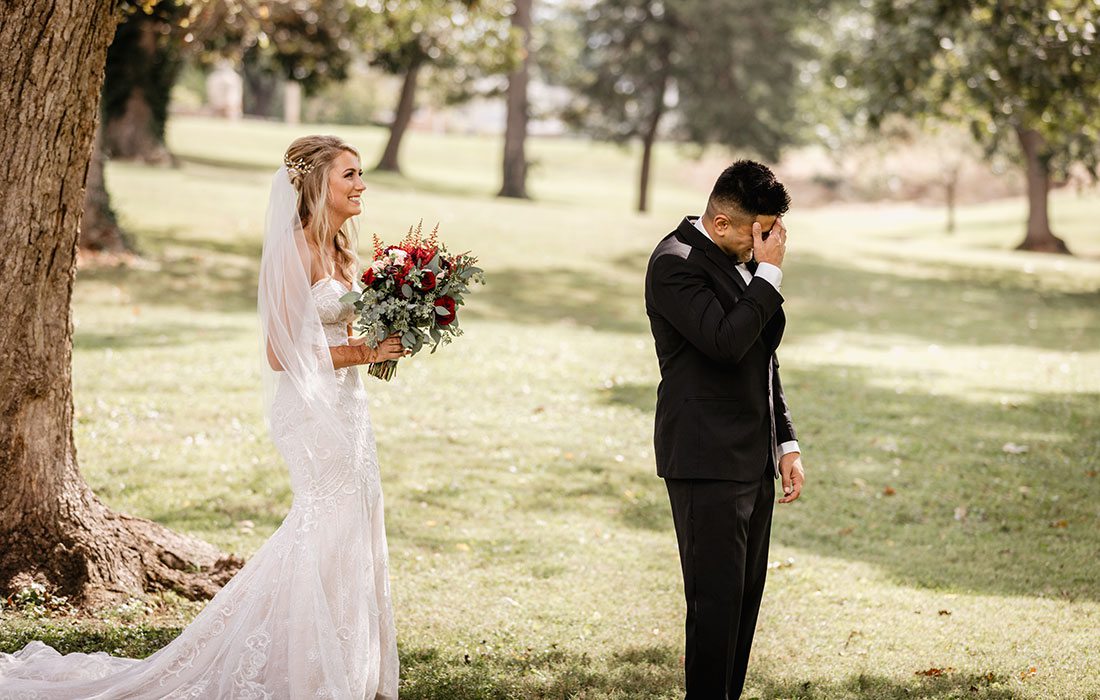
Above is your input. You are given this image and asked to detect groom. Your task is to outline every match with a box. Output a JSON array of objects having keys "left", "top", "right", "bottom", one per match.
[{"left": 644, "top": 160, "right": 805, "bottom": 699}]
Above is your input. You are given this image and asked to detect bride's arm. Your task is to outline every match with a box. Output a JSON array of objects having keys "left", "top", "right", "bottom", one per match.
[{"left": 266, "top": 336, "right": 404, "bottom": 371}]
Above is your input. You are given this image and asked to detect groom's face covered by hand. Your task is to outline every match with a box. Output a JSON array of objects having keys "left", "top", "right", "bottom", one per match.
[{"left": 706, "top": 208, "right": 777, "bottom": 264}]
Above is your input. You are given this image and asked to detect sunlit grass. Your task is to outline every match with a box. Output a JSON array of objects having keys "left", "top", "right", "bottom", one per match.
[{"left": 2, "top": 116, "right": 1099, "bottom": 699}]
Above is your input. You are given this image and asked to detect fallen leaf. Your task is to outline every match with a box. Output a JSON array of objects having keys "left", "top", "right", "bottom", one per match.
[
  {"left": 1002, "top": 442, "right": 1029, "bottom": 454},
  {"left": 838, "top": 526, "right": 855, "bottom": 536},
  {"left": 1020, "top": 666, "right": 1038, "bottom": 679},
  {"left": 883, "top": 486, "right": 897, "bottom": 496},
  {"left": 1086, "top": 470, "right": 1097, "bottom": 478},
  {"left": 916, "top": 667, "right": 954, "bottom": 677},
  {"left": 455, "top": 542, "right": 470, "bottom": 551},
  {"left": 1049, "top": 519, "right": 1068, "bottom": 529},
  {"left": 938, "top": 609, "right": 951, "bottom": 616}
]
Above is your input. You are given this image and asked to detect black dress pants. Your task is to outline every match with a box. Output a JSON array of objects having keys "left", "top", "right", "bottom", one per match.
[{"left": 665, "top": 468, "right": 775, "bottom": 700}]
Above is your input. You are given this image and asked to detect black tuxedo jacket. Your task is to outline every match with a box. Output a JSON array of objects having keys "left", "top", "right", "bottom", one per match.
[{"left": 644, "top": 217, "right": 797, "bottom": 481}]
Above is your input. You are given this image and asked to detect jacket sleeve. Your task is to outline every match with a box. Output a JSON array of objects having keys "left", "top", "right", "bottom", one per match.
[
  {"left": 772, "top": 355, "right": 797, "bottom": 445},
  {"left": 648, "top": 254, "right": 784, "bottom": 364}
]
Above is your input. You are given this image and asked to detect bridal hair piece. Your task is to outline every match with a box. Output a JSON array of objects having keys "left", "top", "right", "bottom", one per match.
[{"left": 283, "top": 153, "right": 316, "bottom": 176}]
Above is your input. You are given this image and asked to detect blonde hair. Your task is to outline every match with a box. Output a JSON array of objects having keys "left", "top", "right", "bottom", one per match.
[{"left": 284, "top": 135, "right": 360, "bottom": 285}]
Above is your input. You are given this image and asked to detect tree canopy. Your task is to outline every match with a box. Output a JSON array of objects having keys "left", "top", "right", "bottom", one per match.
[{"left": 839, "top": 0, "right": 1100, "bottom": 252}]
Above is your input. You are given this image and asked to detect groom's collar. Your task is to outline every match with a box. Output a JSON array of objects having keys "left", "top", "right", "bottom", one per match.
[
  {"left": 678, "top": 216, "right": 721, "bottom": 254},
  {"left": 677, "top": 216, "right": 750, "bottom": 291}
]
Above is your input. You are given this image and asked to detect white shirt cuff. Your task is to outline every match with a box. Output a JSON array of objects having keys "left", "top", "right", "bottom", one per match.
[
  {"left": 754, "top": 262, "right": 783, "bottom": 291},
  {"left": 779, "top": 440, "right": 800, "bottom": 456}
]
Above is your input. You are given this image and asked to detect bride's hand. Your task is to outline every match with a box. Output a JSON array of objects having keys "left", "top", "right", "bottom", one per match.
[{"left": 362, "top": 335, "right": 406, "bottom": 363}]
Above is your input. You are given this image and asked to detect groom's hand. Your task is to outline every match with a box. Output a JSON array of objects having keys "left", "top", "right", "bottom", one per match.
[
  {"left": 753, "top": 217, "right": 787, "bottom": 268},
  {"left": 778, "top": 451, "right": 804, "bottom": 503}
]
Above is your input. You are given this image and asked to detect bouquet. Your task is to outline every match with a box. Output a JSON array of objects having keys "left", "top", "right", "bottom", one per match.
[{"left": 340, "top": 222, "right": 484, "bottom": 381}]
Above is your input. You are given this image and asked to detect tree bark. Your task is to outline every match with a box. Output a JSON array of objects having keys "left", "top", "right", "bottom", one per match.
[
  {"left": 0, "top": 0, "right": 241, "bottom": 608},
  {"left": 375, "top": 60, "right": 422, "bottom": 174},
  {"left": 637, "top": 67, "right": 669, "bottom": 214},
  {"left": 102, "top": 17, "right": 174, "bottom": 165},
  {"left": 79, "top": 124, "right": 132, "bottom": 253},
  {"left": 1014, "top": 126, "right": 1070, "bottom": 254},
  {"left": 498, "top": 0, "right": 533, "bottom": 199}
]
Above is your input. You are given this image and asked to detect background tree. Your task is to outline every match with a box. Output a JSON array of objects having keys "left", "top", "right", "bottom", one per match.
[
  {"left": 568, "top": 0, "right": 814, "bottom": 213},
  {"left": 359, "top": 0, "right": 519, "bottom": 174},
  {"left": 101, "top": 1, "right": 189, "bottom": 164},
  {"left": 234, "top": 0, "right": 360, "bottom": 118},
  {"left": 839, "top": 0, "right": 1100, "bottom": 254},
  {"left": 0, "top": 0, "right": 242, "bottom": 606},
  {"left": 499, "top": 0, "right": 533, "bottom": 199},
  {"left": 81, "top": 0, "right": 359, "bottom": 254}
]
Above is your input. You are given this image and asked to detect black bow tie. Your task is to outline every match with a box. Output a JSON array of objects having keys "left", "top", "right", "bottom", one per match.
[{"left": 733, "top": 258, "right": 758, "bottom": 274}]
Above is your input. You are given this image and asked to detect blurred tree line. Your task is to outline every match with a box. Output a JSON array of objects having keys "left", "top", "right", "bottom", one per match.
[{"left": 84, "top": 0, "right": 1100, "bottom": 256}]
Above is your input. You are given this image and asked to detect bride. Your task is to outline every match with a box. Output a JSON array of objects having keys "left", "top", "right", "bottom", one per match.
[{"left": 0, "top": 135, "right": 406, "bottom": 699}]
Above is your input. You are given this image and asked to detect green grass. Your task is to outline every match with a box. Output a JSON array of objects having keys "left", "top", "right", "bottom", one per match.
[{"left": 3, "top": 115, "right": 1099, "bottom": 699}]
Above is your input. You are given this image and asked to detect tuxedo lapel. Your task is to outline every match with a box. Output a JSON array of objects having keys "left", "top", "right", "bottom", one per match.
[{"left": 677, "top": 217, "right": 748, "bottom": 294}]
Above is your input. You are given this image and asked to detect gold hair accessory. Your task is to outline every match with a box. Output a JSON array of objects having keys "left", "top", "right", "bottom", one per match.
[{"left": 283, "top": 154, "right": 316, "bottom": 175}]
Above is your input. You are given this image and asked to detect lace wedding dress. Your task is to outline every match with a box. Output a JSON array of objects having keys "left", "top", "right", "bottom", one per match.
[{"left": 0, "top": 276, "right": 399, "bottom": 699}]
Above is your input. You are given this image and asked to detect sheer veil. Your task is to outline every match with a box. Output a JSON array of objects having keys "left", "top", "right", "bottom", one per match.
[{"left": 258, "top": 165, "right": 351, "bottom": 457}]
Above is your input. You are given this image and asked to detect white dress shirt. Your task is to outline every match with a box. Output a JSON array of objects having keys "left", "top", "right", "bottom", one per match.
[{"left": 692, "top": 216, "right": 801, "bottom": 459}]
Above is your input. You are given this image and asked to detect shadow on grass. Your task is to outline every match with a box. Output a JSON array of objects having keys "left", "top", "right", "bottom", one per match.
[
  {"left": 0, "top": 628, "right": 1034, "bottom": 700},
  {"left": 75, "top": 323, "right": 244, "bottom": 351},
  {"left": 399, "top": 643, "right": 1025, "bottom": 700},
  {"left": 398, "top": 643, "right": 682, "bottom": 700},
  {"left": 474, "top": 247, "right": 1098, "bottom": 353},
  {"left": 747, "top": 668, "right": 1024, "bottom": 700},
  {"left": 471, "top": 250, "right": 649, "bottom": 334},
  {"left": 597, "top": 363, "right": 1100, "bottom": 602},
  {"left": 786, "top": 252, "right": 1099, "bottom": 352},
  {"left": 77, "top": 249, "right": 258, "bottom": 316}
]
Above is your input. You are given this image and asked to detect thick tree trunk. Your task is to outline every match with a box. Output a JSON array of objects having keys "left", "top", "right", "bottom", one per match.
[
  {"left": 102, "top": 18, "right": 173, "bottom": 165},
  {"left": 242, "top": 52, "right": 283, "bottom": 119},
  {"left": 637, "top": 69, "right": 669, "bottom": 214},
  {"left": 79, "top": 124, "right": 132, "bottom": 253},
  {"left": 375, "top": 61, "right": 422, "bottom": 174},
  {"left": 0, "top": 0, "right": 241, "bottom": 608},
  {"left": 1014, "top": 126, "right": 1070, "bottom": 254},
  {"left": 499, "top": 0, "right": 533, "bottom": 199}
]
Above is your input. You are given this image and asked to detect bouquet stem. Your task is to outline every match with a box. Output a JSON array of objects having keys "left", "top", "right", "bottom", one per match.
[{"left": 367, "top": 360, "right": 399, "bottom": 381}]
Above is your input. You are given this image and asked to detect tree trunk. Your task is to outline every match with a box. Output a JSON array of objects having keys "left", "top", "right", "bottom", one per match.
[
  {"left": 944, "top": 164, "right": 958, "bottom": 235},
  {"left": 1014, "top": 126, "right": 1070, "bottom": 254},
  {"left": 375, "top": 61, "right": 422, "bottom": 174},
  {"left": 79, "top": 124, "right": 132, "bottom": 253},
  {"left": 102, "top": 17, "right": 174, "bottom": 165},
  {"left": 637, "top": 69, "right": 669, "bottom": 214},
  {"left": 498, "top": 0, "right": 533, "bottom": 199},
  {"left": 0, "top": 0, "right": 241, "bottom": 608}
]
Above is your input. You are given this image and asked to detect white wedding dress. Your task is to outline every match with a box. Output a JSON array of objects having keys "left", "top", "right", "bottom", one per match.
[{"left": 0, "top": 276, "right": 399, "bottom": 699}]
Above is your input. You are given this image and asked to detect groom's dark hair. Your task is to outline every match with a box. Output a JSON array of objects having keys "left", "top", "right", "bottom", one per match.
[{"left": 707, "top": 160, "right": 790, "bottom": 221}]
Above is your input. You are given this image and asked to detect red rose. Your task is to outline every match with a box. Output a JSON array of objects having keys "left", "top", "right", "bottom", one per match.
[
  {"left": 361, "top": 268, "right": 376, "bottom": 286},
  {"left": 418, "top": 269, "right": 437, "bottom": 292},
  {"left": 433, "top": 295, "right": 457, "bottom": 326}
]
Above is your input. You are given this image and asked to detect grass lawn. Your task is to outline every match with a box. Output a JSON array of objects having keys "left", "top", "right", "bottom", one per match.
[{"left": 2, "top": 115, "right": 1099, "bottom": 699}]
